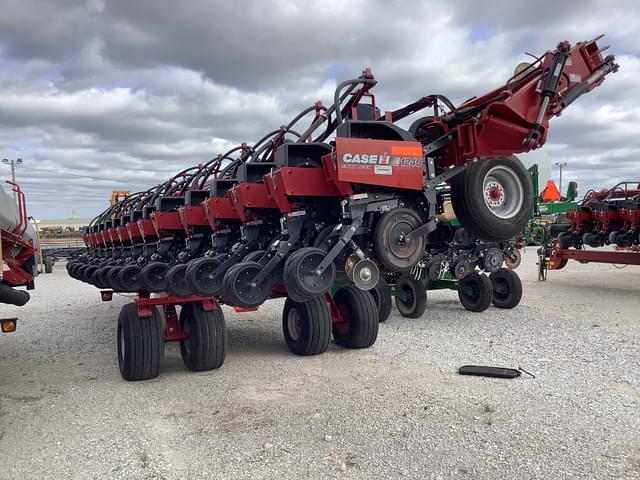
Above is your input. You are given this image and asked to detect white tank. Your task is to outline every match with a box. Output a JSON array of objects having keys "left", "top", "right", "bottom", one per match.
[{"left": 0, "top": 184, "right": 20, "bottom": 231}]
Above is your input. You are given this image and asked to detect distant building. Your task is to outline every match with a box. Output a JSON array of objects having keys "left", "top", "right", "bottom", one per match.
[{"left": 34, "top": 210, "right": 91, "bottom": 233}]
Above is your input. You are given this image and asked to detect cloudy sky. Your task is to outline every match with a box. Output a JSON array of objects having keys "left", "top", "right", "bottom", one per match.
[{"left": 0, "top": 0, "right": 638, "bottom": 219}]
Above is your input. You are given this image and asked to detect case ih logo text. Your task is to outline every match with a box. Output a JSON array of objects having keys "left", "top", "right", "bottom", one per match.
[{"left": 342, "top": 153, "right": 390, "bottom": 165}]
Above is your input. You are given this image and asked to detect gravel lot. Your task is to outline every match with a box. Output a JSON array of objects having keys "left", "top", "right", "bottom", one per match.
[{"left": 0, "top": 249, "right": 639, "bottom": 479}]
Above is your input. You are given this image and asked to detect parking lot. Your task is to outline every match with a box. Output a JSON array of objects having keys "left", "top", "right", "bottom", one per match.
[{"left": 0, "top": 249, "right": 639, "bottom": 479}]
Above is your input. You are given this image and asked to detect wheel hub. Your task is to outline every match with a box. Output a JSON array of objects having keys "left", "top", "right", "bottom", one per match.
[{"left": 481, "top": 165, "right": 524, "bottom": 220}]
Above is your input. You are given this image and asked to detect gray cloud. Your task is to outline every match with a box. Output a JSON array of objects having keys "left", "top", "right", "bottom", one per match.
[{"left": 0, "top": 0, "right": 637, "bottom": 217}]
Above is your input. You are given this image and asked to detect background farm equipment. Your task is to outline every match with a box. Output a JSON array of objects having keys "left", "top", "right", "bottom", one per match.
[
  {"left": 0, "top": 181, "right": 38, "bottom": 333},
  {"left": 538, "top": 181, "right": 640, "bottom": 280},
  {"left": 67, "top": 36, "right": 617, "bottom": 380}
]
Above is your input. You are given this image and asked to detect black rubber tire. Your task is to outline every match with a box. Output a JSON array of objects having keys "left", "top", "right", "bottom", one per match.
[
  {"left": 374, "top": 207, "right": 426, "bottom": 272},
  {"left": 394, "top": 277, "right": 427, "bottom": 319},
  {"left": 458, "top": 272, "right": 493, "bottom": 312},
  {"left": 140, "top": 262, "right": 168, "bottom": 293},
  {"left": 283, "top": 249, "right": 311, "bottom": 302},
  {"left": 284, "top": 247, "right": 335, "bottom": 299},
  {"left": 44, "top": 256, "right": 54, "bottom": 274},
  {"left": 370, "top": 277, "right": 393, "bottom": 322},
  {"left": 165, "top": 264, "right": 191, "bottom": 298},
  {"left": 179, "top": 302, "right": 226, "bottom": 371},
  {"left": 490, "top": 268, "right": 523, "bottom": 309},
  {"left": 117, "top": 303, "right": 164, "bottom": 381},
  {"left": 95, "top": 266, "right": 112, "bottom": 289},
  {"left": 243, "top": 249, "right": 266, "bottom": 263},
  {"left": 282, "top": 296, "right": 331, "bottom": 355},
  {"left": 107, "top": 266, "right": 124, "bottom": 291},
  {"left": 186, "top": 257, "right": 223, "bottom": 297},
  {"left": 223, "top": 261, "right": 270, "bottom": 308},
  {"left": 450, "top": 156, "right": 533, "bottom": 242},
  {"left": 332, "top": 286, "right": 379, "bottom": 349},
  {"left": 117, "top": 265, "right": 143, "bottom": 292}
]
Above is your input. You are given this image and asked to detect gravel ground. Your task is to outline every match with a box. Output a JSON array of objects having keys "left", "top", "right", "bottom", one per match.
[{"left": 0, "top": 249, "right": 639, "bottom": 479}]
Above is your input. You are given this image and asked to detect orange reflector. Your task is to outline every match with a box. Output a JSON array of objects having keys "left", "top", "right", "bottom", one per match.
[
  {"left": 1, "top": 319, "right": 17, "bottom": 333},
  {"left": 100, "top": 290, "right": 113, "bottom": 302},
  {"left": 233, "top": 306, "right": 258, "bottom": 313},
  {"left": 390, "top": 145, "right": 423, "bottom": 156}
]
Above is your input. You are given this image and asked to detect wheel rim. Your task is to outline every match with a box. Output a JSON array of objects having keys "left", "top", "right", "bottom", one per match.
[
  {"left": 193, "top": 259, "right": 221, "bottom": 294},
  {"left": 494, "top": 277, "right": 509, "bottom": 301},
  {"left": 295, "top": 249, "right": 334, "bottom": 296},
  {"left": 143, "top": 264, "right": 168, "bottom": 291},
  {"left": 462, "top": 277, "right": 480, "bottom": 301},
  {"left": 482, "top": 165, "right": 524, "bottom": 219},
  {"left": 120, "top": 266, "right": 142, "bottom": 291},
  {"left": 167, "top": 265, "right": 190, "bottom": 297},
  {"left": 287, "top": 308, "right": 302, "bottom": 341},
  {"left": 388, "top": 219, "right": 417, "bottom": 259},
  {"left": 229, "top": 263, "right": 268, "bottom": 306},
  {"left": 399, "top": 282, "right": 415, "bottom": 309}
]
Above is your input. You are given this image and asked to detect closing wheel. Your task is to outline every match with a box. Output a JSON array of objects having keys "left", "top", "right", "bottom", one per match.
[
  {"left": 165, "top": 264, "right": 191, "bottom": 298},
  {"left": 44, "top": 256, "right": 54, "bottom": 274},
  {"left": 282, "top": 296, "right": 331, "bottom": 355},
  {"left": 179, "top": 301, "right": 226, "bottom": 371},
  {"left": 117, "top": 303, "right": 164, "bottom": 381},
  {"left": 283, "top": 249, "right": 312, "bottom": 302},
  {"left": 243, "top": 249, "right": 266, "bottom": 263},
  {"left": 223, "top": 261, "right": 270, "bottom": 308},
  {"left": 82, "top": 265, "right": 98, "bottom": 282},
  {"left": 107, "top": 266, "right": 124, "bottom": 291},
  {"left": 374, "top": 207, "right": 426, "bottom": 272},
  {"left": 451, "top": 156, "right": 533, "bottom": 241},
  {"left": 370, "top": 277, "right": 393, "bottom": 323},
  {"left": 458, "top": 272, "right": 493, "bottom": 312},
  {"left": 504, "top": 249, "right": 522, "bottom": 269},
  {"left": 140, "top": 262, "right": 168, "bottom": 293},
  {"left": 186, "top": 257, "right": 223, "bottom": 297},
  {"left": 284, "top": 247, "right": 335, "bottom": 299},
  {"left": 117, "top": 265, "right": 143, "bottom": 292},
  {"left": 332, "top": 286, "right": 379, "bottom": 349},
  {"left": 394, "top": 276, "right": 427, "bottom": 319},
  {"left": 95, "top": 266, "right": 112, "bottom": 289},
  {"left": 490, "top": 268, "right": 523, "bottom": 309}
]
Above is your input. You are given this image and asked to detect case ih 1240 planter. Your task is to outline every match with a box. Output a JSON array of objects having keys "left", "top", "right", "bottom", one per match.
[{"left": 68, "top": 37, "right": 617, "bottom": 381}]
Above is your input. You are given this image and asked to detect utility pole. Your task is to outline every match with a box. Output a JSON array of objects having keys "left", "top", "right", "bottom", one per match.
[
  {"left": 2, "top": 158, "right": 23, "bottom": 201},
  {"left": 555, "top": 161, "right": 567, "bottom": 196}
]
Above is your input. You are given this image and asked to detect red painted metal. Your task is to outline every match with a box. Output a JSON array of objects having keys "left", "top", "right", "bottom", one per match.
[
  {"left": 264, "top": 167, "right": 343, "bottom": 213},
  {"left": 134, "top": 293, "right": 218, "bottom": 342},
  {"left": 330, "top": 137, "right": 424, "bottom": 191},
  {"left": 228, "top": 183, "right": 278, "bottom": 222},
  {"left": 178, "top": 205, "right": 209, "bottom": 234},
  {"left": 550, "top": 245, "right": 640, "bottom": 268},
  {"left": 152, "top": 211, "right": 184, "bottom": 235},
  {"left": 137, "top": 219, "right": 157, "bottom": 239},
  {"left": 203, "top": 196, "right": 239, "bottom": 230}
]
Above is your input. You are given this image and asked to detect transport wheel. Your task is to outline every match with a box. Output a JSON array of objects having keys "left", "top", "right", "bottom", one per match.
[
  {"left": 117, "top": 265, "right": 143, "bottom": 292},
  {"left": 370, "top": 277, "right": 393, "bottom": 322},
  {"left": 458, "top": 272, "right": 493, "bottom": 312},
  {"left": 186, "top": 257, "right": 223, "bottom": 297},
  {"left": 332, "top": 286, "right": 379, "bottom": 349},
  {"left": 140, "top": 262, "right": 168, "bottom": 293},
  {"left": 117, "top": 303, "right": 164, "bottom": 381},
  {"left": 243, "top": 249, "right": 266, "bottom": 263},
  {"left": 282, "top": 296, "right": 331, "bottom": 355},
  {"left": 490, "top": 268, "right": 523, "bottom": 309},
  {"left": 374, "top": 207, "right": 426, "bottom": 272},
  {"left": 284, "top": 247, "right": 335, "bottom": 299},
  {"left": 179, "top": 301, "right": 226, "bottom": 371},
  {"left": 165, "top": 264, "right": 191, "bottom": 298},
  {"left": 394, "top": 276, "right": 427, "bottom": 319},
  {"left": 451, "top": 156, "right": 533, "bottom": 242},
  {"left": 44, "top": 256, "right": 54, "bottom": 274},
  {"left": 107, "top": 266, "right": 124, "bottom": 291},
  {"left": 223, "top": 261, "right": 270, "bottom": 308}
]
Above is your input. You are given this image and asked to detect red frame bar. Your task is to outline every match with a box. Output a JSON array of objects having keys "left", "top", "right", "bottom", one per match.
[{"left": 551, "top": 247, "right": 640, "bottom": 267}]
